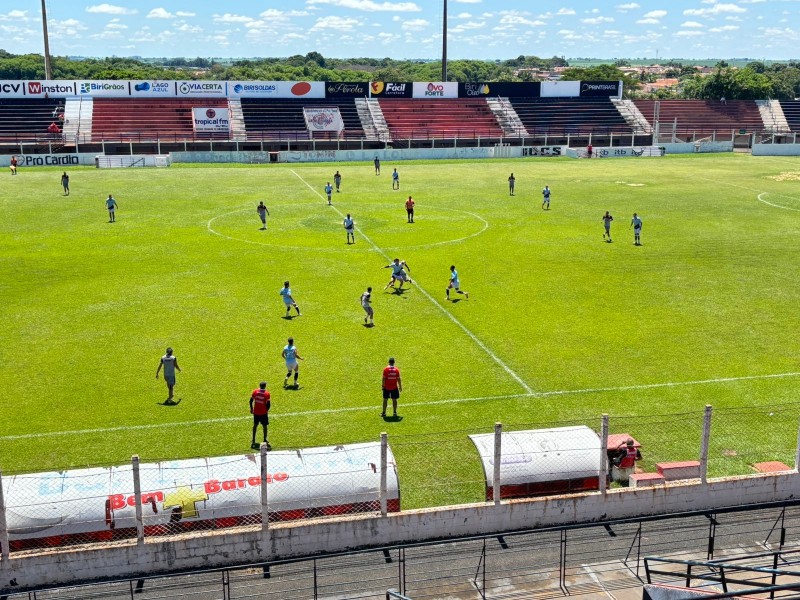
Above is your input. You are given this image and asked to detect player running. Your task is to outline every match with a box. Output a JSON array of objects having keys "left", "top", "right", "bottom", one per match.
[
  {"left": 324, "top": 182, "right": 333, "bottom": 205},
  {"left": 343, "top": 213, "right": 355, "bottom": 245},
  {"left": 542, "top": 186, "right": 551, "bottom": 210},
  {"left": 602, "top": 211, "right": 614, "bottom": 242},
  {"left": 333, "top": 171, "right": 342, "bottom": 193},
  {"left": 105, "top": 194, "right": 118, "bottom": 223},
  {"left": 446, "top": 265, "right": 469, "bottom": 301},
  {"left": 279, "top": 281, "right": 301, "bottom": 318},
  {"left": 383, "top": 258, "right": 412, "bottom": 291},
  {"left": 256, "top": 201, "right": 270, "bottom": 230},
  {"left": 361, "top": 287, "right": 374, "bottom": 326},
  {"left": 282, "top": 337, "right": 304, "bottom": 388},
  {"left": 630, "top": 212, "right": 643, "bottom": 246}
]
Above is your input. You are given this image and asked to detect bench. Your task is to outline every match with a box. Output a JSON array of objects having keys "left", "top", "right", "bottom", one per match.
[
  {"left": 657, "top": 461, "right": 701, "bottom": 481},
  {"left": 629, "top": 473, "right": 665, "bottom": 488},
  {"left": 753, "top": 461, "right": 793, "bottom": 473}
]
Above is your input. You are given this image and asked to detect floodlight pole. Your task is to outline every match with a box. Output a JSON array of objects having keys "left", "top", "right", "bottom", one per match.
[
  {"left": 441, "top": 0, "right": 447, "bottom": 81},
  {"left": 41, "top": 0, "right": 52, "bottom": 80}
]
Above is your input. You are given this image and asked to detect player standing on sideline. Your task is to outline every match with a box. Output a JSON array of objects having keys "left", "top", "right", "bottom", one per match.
[
  {"left": 282, "top": 337, "right": 304, "bottom": 388},
  {"left": 446, "top": 265, "right": 469, "bottom": 301},
  {"left": 508, "top": 173, "right": 515, "bottom": 196},
  {"left": 602, "top": 211, "right": 614, "bottom": 242},
  {"left": 249, "top": 381, "right": 271, "bottom": 450},
  {"left": 105, "top": 194, "right": 118, "bottom": 223},
  {"left": 542, "top": 185, "right": 551, "bottom": 210},
  {"left": 374, "top": 156, "right": 381, "bottom": 175},
  {"left": 9, "top": 155, "right": 17, "bottom": 175},
  {"left": 392, "top": 168, "right": 400, "bottom": 190},
  {"left": 279, "top": 281, "right": 301, "bottom": 318},
  {"left": 256, "top": 201, "right": 270, "bottom": 230},
  {"left": 361, "top": 286, "right": 374, "bottom": 326},
  {"left": 61, "top": 172, "right": 70, "bottom": 196},
  {"left": 383, "top": 258, "right": 412, "bottom": 291},
  {"left": 333, "top": 170, "right": 342, "bottom": 192},
  {"left": 630, "top": 212, "right": 643, "bottom": 246},
  {"left": 324, "top": 182, "right": 333, "bottom": 205},
  {"left": 587, "top": 143, "right": 593, "bottom": 158},
  {"left": 405, "top": 196, "right": 415, "bottom": 223},
  {"left": 381, "top": 357, "right": 402, "bottom": 418},
  {"left": 155, "top": 347, "right": 182, "bottom": 405},
  {"left": 343, "top": 213, "right": 355, "bottom": 245}
]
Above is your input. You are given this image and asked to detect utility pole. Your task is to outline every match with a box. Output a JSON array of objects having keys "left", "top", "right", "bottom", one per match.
[
  {"left": 42, "top": 0, "right": 52, "bottom": 80},
  {"left": 441, "top": 0, "right": 447, "bottom": 81}
]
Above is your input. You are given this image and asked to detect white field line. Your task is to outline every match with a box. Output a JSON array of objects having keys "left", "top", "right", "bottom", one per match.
[
  {"left": 289, "top": 169, "right": 534, "bottom": 395},
  {"left": 3, "top": 371, "right": 798, "bottom": 442},
  {"left": 757, "top": 192, "right": 800, "bottom": 212}
]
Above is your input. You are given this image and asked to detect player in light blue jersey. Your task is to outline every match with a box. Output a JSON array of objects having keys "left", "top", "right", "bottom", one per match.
[
  {"left": 280, "top": 281, "right": 301, "bottom": 318},
  {"left": 282, "top": 337, "right": 304, "bottom": 388},
  {"left": 105, "top": 194, "right": 118, "bottom": 223},
  {"left": 383, "top": 258, "right": 412, "bottom": 291},
  {"left": 446, "top": 265, "right": 469, "bottom": 301},
  {"left": 542, "top": 186, "right": 551, "bottom": 210},
  {"left": 630, "top": 212, "right": 643, "bottom": 246}
]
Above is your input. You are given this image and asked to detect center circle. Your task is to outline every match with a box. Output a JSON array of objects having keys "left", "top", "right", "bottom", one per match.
[{"left": 207, "top": 202, "right": 489, "bottom": 251}]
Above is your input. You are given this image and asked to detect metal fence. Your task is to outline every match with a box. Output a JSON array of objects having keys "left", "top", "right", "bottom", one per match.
[{"left": 2, "top": 402, "right": 799, "bottom": 558}]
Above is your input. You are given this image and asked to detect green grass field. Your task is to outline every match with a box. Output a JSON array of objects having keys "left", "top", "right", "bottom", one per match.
[{"left": 2, "top": 154, "right": 800, "bottom": 508}]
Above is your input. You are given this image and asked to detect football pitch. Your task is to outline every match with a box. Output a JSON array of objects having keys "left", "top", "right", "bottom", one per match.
[{"left": 2, "top": 153, "right": 800, "bottom": 509}]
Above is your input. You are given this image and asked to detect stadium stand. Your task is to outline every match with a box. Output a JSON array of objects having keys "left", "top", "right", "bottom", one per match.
[
  {"left": 779, "top": 100, "right": 800, "bottom": 132},
  {"left": 377, "top": 98, "right": 505, "bottom": 139},
  {"left": 90, "top": 98, "right": 230, "bottom": 142},
  {"left": 0, "top": 98, "right": 66, "bottom": 141},
  {"left": 508, "top": 97, "right": 633, "bottom": 135},
  {"left": 634, "top": 99, "right": 765, "bottom": 138},
  {"left": 240, "top": 98, "right": 365, "bottom": 140}
]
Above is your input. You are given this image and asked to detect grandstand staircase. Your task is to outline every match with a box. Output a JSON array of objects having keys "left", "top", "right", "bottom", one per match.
[
  {"left": 227, "top": 99, "right": 247, "bottom": 141},
  {"left": 357, "top": 98, "right": 390, "bottom": 142},
  {"left": 63, "top": 96, "right": 90, "bottom": 145},
  {"left": 486, "top": 97, "right": 527, "bottom": 136},
  {"left": 612, "top": 99, "right": 652, "bottom": 134},
  {"left": 756, "top": 99, "right": 790, "bottom": 133}
]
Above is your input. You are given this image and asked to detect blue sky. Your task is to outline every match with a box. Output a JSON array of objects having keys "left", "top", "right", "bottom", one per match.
[{"left": 2, "top": 1, "right": 799, "bottom": 61}]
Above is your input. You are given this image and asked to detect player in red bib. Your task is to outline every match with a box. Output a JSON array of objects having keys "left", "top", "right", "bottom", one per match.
[
  {"left": 381, "top": 357, "right": 402, "bottom": 418},
  {"left": 249, "top": 381, "right": 272, "bottom": 450}
]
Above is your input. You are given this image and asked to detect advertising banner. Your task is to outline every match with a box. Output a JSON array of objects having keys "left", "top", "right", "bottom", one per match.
[
  {"left": 459, "top": 82, "right": 541, "bottom": 98},
  {"left": 177, "top": 80, "right": 227, "bottom": 97},
  {"left": 130, "top": 81, "right": 176, "bottom": 97},
  {"left": 303, "top": 107, "right": 343, "bottom": 132},
  {"left": 369, "top": 82, "right": 412, "bottom": 98},
  {"left": 227, "top": 81, "right": 325, "bottom": 99},
  {"left": 192, "top": 107, "right": 230, "bottom": 132},
  {"left": 24, "top": 80, "right": 77, "bottom": 97},
  {"left": 77, "top": 80, "right": 130, "bottom": 96},
  {"left": 412, "top": 82, "right": 459, "bottom": 99},
  {"left": 540, "top": 80, "right": 580, "bottom": 98},
  {"left": 579, "top": 80, "right": 622, "bottom": 98},
  {"left": 325, "top": 81, "right": 369, "bottom": 98},
  {"left": 0, "top": 80, "right": 27, "bottom": 97}
]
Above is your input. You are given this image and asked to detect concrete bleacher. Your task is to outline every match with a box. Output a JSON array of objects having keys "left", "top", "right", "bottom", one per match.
[
  {"left": 0, "top": 98, "right": 65, "bottom": 141},
  {"left": 508, "top": 97, "right": 633, "bottom": 135},
  {"left": 779, "top": 101, "right": 800, "bottom": 132},
  {"left": 634, "top": 99, "right": 765, "bottom": 137},
  {"left": 377, "top": 98, "right": 504, "bottom": 139},
  {"left": 240, "top": 98, "right": 365, "bottom": 140},
  {"left": 90, "top": 97, "right": 230, "bottom": 142}
]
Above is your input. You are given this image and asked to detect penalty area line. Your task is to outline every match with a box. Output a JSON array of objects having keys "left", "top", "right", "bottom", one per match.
[
  {"left": 289, "top": 169, "right": 534, "bottom": 395},
  {"left": 3, "top": 371, "right": 799, "bottom": 442}
]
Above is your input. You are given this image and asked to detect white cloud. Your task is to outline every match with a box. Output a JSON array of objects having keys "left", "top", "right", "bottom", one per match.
[
  {"left": 402, "top": 18, "right": 429, "bottom": 30},
  {"left": 213, "top": 13, "right": 253, "bottom": 23},
  {"left": 259, "top": 9, "right": 310, "bottom": 18},
  {"left": 86, "top": 4, "right": 138, "bottom": 15},
  {"left": 615, "top": 3, "right": 640, "bottom": 10},
  {"left": 175, "top": 23, "right": 202, "bottom": 33},
  {"left": 581, "top": 16, "right": 614, "bottom": 24},
  {"left": 306, "top": 0, "right": 421, "bottom": 11},
  {"left": 450, "top": 20, "right": 485, "bottom": 32},
  {"left": 0, "top": 9, "right": 29, "bottom": 20},
  {"left": 676, "top": 29, "right": 704, "bottom": 35},
  {"left": 106, "top": 22, "right": 128, "bottom": 29},
  {"left": 644, "top": 10, "right": 667, "bottom": 18},
  {"left": 309, "top": 15, "right": 362, "bottom": 31},
  {"left": 709, "top": 24, "right": 739, "bottom": 31},
  {"left": 683, "top": 3, "right": 746, "bottom": 17},
  {"left": 556, "top": 8, "right": 576, "bottom": 15},
  {"left": 147, "top": 8, "right": 174, "bottom": 19},
  {"left": 176, "top": 11, "right": 195, "bottom": 17},
  {"left": 681, "top": 21, "right": 704, "bottom": 27},
  {"left": 637, "top": 18, "right": 660, "bottom": 23},
  {"left": 499, "top": 14, "right": 546, "bottom": 26},
  {"left": 456, "top": 12, "right": 472, "bottom": 18}
]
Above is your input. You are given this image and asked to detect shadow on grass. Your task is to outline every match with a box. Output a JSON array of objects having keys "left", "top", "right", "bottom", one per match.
[
  {"left": 283, "top": 384, "right": 302, "bottom": 391},
  {"left": 382, "top": 414, "right": 403, "bottom": 422},
  {"left": 158, "top": 398, "right": 182, "bottom": 406}
]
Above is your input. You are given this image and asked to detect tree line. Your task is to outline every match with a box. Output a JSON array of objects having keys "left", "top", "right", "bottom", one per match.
[{"left": 0, "top": 50, "right": 798, "bottom": 100}]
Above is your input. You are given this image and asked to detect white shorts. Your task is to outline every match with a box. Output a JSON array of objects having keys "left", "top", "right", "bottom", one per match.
[
  {"left": 363, "top": 305, "right": 373, "bottom": 315},
  {"left": 449, "top": 279, "right": 460, "bottom": 289},
  {"left": 394, "top": 270, "right": 408, "bottom": 281},
  {"left": 285, "top": 360, "right": 298, "bottom": 370}
]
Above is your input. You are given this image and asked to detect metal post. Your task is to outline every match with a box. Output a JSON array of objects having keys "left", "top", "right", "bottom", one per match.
[
  {"left": 132, "top": 455, "right": 144, "bottom": 544},
  {"left": 0, "top": 469, "right": 8, "bottom": 560},
  {"left": 380, "top": 432, "right": 388, "bottom": 517},
  {"left": 493, "top": 422, "right": 502, "bottom": 505},
  {"left": 260, "top": 443, "right": 269, "bottom": 531},
  {"left": 599, "top": 415, "right": 609, "bottom": 494},
  {"left": 700, "top": 405, "right": 713, "bottom": 484}
]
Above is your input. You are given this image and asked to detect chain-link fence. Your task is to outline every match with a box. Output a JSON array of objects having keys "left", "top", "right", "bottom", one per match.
[{"left": 2, "top": 403, "right": 799, "bottom": 557}]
